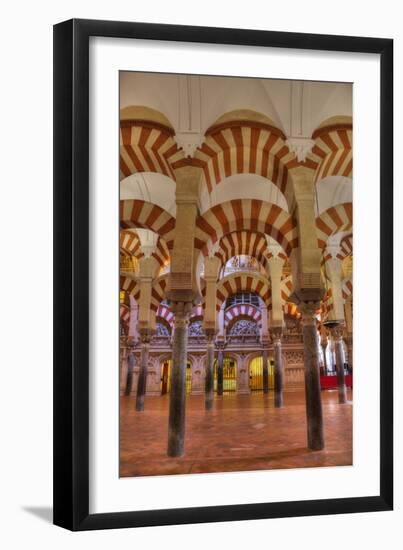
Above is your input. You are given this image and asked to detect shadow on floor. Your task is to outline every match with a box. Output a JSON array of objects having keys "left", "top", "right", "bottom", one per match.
[{"left": 22, "top": 506, "right": 53, "bottom": 524}]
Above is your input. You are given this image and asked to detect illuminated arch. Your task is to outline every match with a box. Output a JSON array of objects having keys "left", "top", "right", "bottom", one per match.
[
  {"left": 316, "top": 202, "right": 352, "bottom": 249},
  {"left": 224, "top": 304, "right": 262, "bottom": 328},
  {"left": 120, "top": 117, "right": 184, "bottom": 181},
  {"left": 307, "top": 123, "right": 353, "bottom": 184},
  {"left": 173, "top": 119, "right": 298, "bottom": 209},
  {"left": 215, "top": 271, "right": 271, "bottom": 311},
  {"left": 120, "top": 199, "right": 176, "bottom": 248},
  {"left": 195, "top": 199, "right": 298, "bottom": 257}
]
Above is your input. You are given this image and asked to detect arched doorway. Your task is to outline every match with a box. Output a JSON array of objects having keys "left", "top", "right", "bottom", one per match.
[
  {"left": 214, "top": 357, "right": 237, "bottom": 393},
  {"left": 160, "top": 360, "right": 192, "bottom": 395},
  {"left": 249, "top": 356, "right": 274, "bottom": 392}
]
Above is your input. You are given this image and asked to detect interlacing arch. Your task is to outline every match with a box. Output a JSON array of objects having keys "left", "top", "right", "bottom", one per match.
[
  {"left": 120, "top": 275, "right": 140, "bottom": 301},
  {"left": 280, "top": 275, "right": 293, "bottom": 302},
  {"left": 119, "top": 119, "right": 185, "bottom": 181},
  {"left": 307, "top": 123, "right": 353, "bottom": 184},
  {"left": 283, "top": 302, "right": 301, "bottom": 318},
  {"left": 174, "top": 120, "right": 298, "bottom": 202},
  {"left": 120, "top": 304, "right": 130, "bottom": 326},
  {"left": 151, "top": 275, "right": 169, "bottom": 312},
  {"left": 342, "top": 276, "right": 353, "bottom": 300},
  {"left": 315, "top": 203, "right": 352, "bottom": 249},
  {"left": 215, "top": 271, "right": 271, "bottom": 311},
  {"left": 120, "top": 199, "right": 176, "bottom": 249},
  {"left": 214, "top": 230, "right": 270, "bottom": 271},
  {"left": 195, "top": 199, "right": 298, "bottom": 257},
  {"left": 120, "top": 230, "right": 143, "bottom": 257},
  {"left": 224, "top": 304, "right": 262, "bottom": 328},
  {"left": 338, "top": 234, "right": 353, "bottom": 260},
  {"left": 156, "top": 304, "right": 206, "bottom": 328},
  {"left": 156, "top": 304, "right": 175, "bottom": 328}
]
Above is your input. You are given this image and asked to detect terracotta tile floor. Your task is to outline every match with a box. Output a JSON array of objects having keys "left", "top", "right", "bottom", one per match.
[{"left": 120, "top": 389, "right": 352, "bottom": 477}]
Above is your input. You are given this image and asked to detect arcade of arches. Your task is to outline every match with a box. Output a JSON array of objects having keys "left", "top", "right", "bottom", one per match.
[{"left": 119, "top": 73, "right": 353, "bottom": 476}]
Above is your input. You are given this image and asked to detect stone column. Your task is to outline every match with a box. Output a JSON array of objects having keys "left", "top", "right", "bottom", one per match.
[
  {"left": 120, "top": 343, "right": 128, "bottom": 394},
  {"left": 167, "top": 302, "right": 192, "bottom": 457},
  {"left": 125, "top": 350, "right": 135, "bottom": 396},
  {"left": 330, "top": 324, "right": 347, "bottom": 404},
  {"left": 135, "top": 330, "right": 151, "bottom": 411},
  {"left": 216, "top": 342, "right": 225, "bottom": 396},
  {"left": 262, "top": 346, "right": 269, "bottom": 394},
  {"left": 321, "top": 339, "right": 329, "bottom": 375},
  {"left": 344, "top": 297, "right": 353, "bottom": 371},
  {"left": 204, "top": 330, "right": 215, "bottom": 410},
  {"left": 271, "top": 327, "right": 284, "bottom": 408},
  {"left": 300, "top": 302, "right": 325, "bottom": 450}
]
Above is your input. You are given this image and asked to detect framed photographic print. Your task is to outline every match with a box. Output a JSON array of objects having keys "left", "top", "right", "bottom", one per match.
[{"left": 53, "top": 19, "right": 393, "bottom": 530}]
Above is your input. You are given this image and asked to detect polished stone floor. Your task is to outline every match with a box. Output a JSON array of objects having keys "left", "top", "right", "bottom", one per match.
[{"left": 120, "top": 389, "right": 352, "bottom": 477}]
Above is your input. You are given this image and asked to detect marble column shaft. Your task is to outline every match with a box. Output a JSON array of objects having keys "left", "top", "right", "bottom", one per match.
[
  {"left": 216, "top": 348, "right": 224, "bottom": 396},
  {"left": 135, "top": 335, "right": 150, "bottom": 411},
  {"left": 272, "top": 330, "right": 284, "bottom": 408},
  {"left": 205, "top": 334, "right": 215, "bottom": 410},
  {"left": 331, "top": 325, "right": 347, "bottom": 404},
  {"left": 125, "top": 351, "right": 135, "bottom": 396},
  {"left": 262, "top": 348, "right": 269, "bottom": 394},
  {"left": 321, "top": 341, "right": 328, "bottom": 375},
  {"left": 167, "top": 305, "right": 191, "bottom": 457},
  {"left": 301, "top": 304, "right": 325, "bottom": 450}
]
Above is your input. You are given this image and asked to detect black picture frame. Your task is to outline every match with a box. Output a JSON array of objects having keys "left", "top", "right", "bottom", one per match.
[{"left": 53, "top": 18, "right": 393, "bottom": 531}]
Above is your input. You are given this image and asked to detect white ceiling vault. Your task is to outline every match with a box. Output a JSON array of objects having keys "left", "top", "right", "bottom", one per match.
[
  {"left": 120, "top": 72, "right": 352, "bottom": 144},
  {"left": 120, "top": 72, "right": 352, "bottom": 256}
]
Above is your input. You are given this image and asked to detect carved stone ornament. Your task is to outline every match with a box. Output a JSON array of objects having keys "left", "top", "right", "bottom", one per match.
[
  {"left": 285, "top": 137, "right": 315, "bottom": 162},
  {"left": 228, "top": 319, "right": 259, "bottom": 337}
]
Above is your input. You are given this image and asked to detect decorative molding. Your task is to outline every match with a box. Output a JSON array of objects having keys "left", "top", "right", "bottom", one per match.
[{"left": 285, "top": 137, "right": 315, "bottom": 162}]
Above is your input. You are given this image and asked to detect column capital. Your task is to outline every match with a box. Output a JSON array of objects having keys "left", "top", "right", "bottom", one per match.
[
  {"left": 172, "top": 301, "right": 193, "bottom": 327},
  {"left": 299, "top": 301, "right": 321, "bottom": 325},
  {"left": 270, "top": 326, "right": 283, "bottom": 344},
  {"left": 215, "top": 339, "right": 226, "bottom": 351},
  {"left": 329, "top": 322, "right": 345, "bottom": 341},
  {"left": 139, "top": 328, "right": 154, "bottom": 344},
  {"left": 205, "top": 328, "right": 216, "bottom": 343}
]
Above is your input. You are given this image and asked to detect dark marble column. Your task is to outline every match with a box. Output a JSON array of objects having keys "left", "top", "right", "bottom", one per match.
[
  {"left": 167, "top": 302, "right": 192, "bottom": 457},
  {"left": 300, "top": 302, "right": 325, "bottom": 450},
  {"left": 135, "top": 331, "right": 151, "bottom": 411},
  {"left": 262, "top": 347, "right": 269, "bottom": 394},
  {"left": 125, "top": 351, "right": 135, "bottom": 396},
  {"left": 216, "top": 343, "right": 224, "bottom": 396},
  {"left": 321, "top": 340, "right": 328, "bottom": 375},
  {"left": 330, "top": 324, "right": 347, "bottom": 404},
  {"left": 271, "top": 327, "right": 284, "bottom": 408},
  {"left": 205, "top": 331, "right": 215, "bottom": 410}
]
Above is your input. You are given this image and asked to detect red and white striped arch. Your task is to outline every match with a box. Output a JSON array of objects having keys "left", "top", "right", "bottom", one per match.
[
  {"left": 120, "top": 120, "right": 184, "bottom": 181},
  {"left": 216, "top": 271, "right": 271, "bottom": 311},
  {"left": 224, "top": 304, "right": 262, "bottom": 327},
  {"left": 214, "top": 230, "right": 269, "bottom": 270},
  {"left": 307, "top": 124, "right": 353, "bottom": 184},
  {"left": 120, "top": 199, "right": 176, "bottom": 249},
  {"left": 342, "top": 276, "right": 353, "bottom": 299},
  {"left": 281, "top": 275, "right": 293, "bottom": 302},
  {"left": 120, "top": 275, "right": 140, "bottom": 301},
  {"left": 283, "top": 302, "right": 301, "bottom": 318},
  {"left": 120, "top": 229, "right": 170, "bottom": 268},
  {"left": 316, "top": 203, "right": 352, "bottom": 249},
  {"left": 192, "top": 305, "right": 203, "bottom": 318},
  {"left": 173, "top": 121, "right": 298, "bottom": 199},
  {"left": 195, "top": 199, "right": 298, "bottom": 257},
  {"left": 120, "top": 230, "right": 143, "bottom": 257},
  {"left": 151, "top": 275, "right": 169, "bottom": 312},
  {"left": 338, "top": 234, "right": 353, "bottom": 260},
  {"left": 120, "top": 304, "right": 130, "bottom": 324},
  {"left": 156, "top": 304, "right": 174, "bottom": 327}
]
